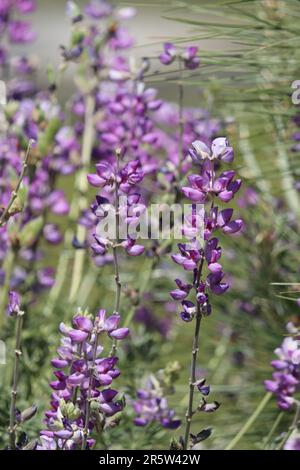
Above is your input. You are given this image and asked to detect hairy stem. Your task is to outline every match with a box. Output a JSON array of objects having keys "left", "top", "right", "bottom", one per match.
[
  {"left": 183, "top": 161, "right": 215, "bottom": 450},
  {"left": 8, "top": 310, "right": 24, "bottom": 449},
  {"left": 0, "top": 140, "right": 32, "bottom": 228},
  {"left": 113, "top": 246, "right": 121, "bottom": 314},
  {"left": 110, "top": 154, "right": 121, "bottom": 357},
  {"left": 81, "top": 330, "right": 99, "bottom": 450},
  {"left": 0, "top": 249, "right": 16, "bottom": 329},
  {"left": 183, "top": 256, "right": 204, "bottom": 450}
]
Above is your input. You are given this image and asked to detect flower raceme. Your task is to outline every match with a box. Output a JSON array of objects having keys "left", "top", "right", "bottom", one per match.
[
  {"left": 87, "top": 159, "right": 144, "bottom": 193},
  {"left": 264, "top": 323, "right": 300, "bottom": 410},
  {"left": 38, "top": 309, "right": 129, "bottom": 450},
  {"left": 133, "top": 378, "right": 181, "bottom": 430},
  {"left": 171, "top": 137, "right": 243, "bottom": 321},
  {"left": 87, "top": 157, "right": 145, "bottom": 261},
  {"left": 170, "top": 137, "right": 242, "bottom": 449}
]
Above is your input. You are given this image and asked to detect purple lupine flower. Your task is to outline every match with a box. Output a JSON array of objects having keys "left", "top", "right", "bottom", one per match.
[
  {"left": 37, "top": 267, "right": 55, "bottom": 289},
  {"left": 159, "top": 43, "right": 177, "bottom": 65},
  {"left": 237, "top": 187, "right": 259, "bottom": 208},
  {"left": 264, "top": 328, "right": 300, "bottom": 410},
  {"left": 43, "top": 224, "right": 63, "bottom": 245},
  {"left": 169, "top": 137, "right": 241, "bottom": 440},
  {"left": 171, "top": 137, "right": 242, "bottom": 319},
  {"left": 11, "top": 55, "right": 37, "bottom": 75},
  {"left": 190, "top": 137, "right": 234, "bottom": 163},
  {"left": 159, "top": 43, "right": 200, "bottom": 70},
  {"left": 107, "top": 26, "right": 134, "bottom": 50},
  {"left": 15, "top": 0, "right": 37, "bottom": 14},
  {"left": 134, "top": 306, "right": 173, "bottom": 338},
  {"left": 85, "top": 0, "right": 112, "bottom": 19},
  {"left": 284, "top": 433, "right": 300, "bottom": 450},
  {"left": 133, "top": 378, "right": 181, "bottom": 430},
  {"left": 8, "top": 291, "right": 21, "bottom": 316},
  {"left": 8, "top": 21, "right": 37, "bottom": 43},
  {"left": 38, "top": 309, "right": 129, "bottom": 450},
  {"left": 182, "top": 46, "right": 200, "bottom": 70},
  {"left": 87, "top": 155, "right": 146, "bottom": 265},
  {"left": 196, "top": 378, "right": 210, "bottom": 396}
]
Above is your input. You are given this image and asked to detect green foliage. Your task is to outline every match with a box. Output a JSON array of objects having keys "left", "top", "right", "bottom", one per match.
[{"left": 1, "top": 0, "right": 300, "bottom": 451}]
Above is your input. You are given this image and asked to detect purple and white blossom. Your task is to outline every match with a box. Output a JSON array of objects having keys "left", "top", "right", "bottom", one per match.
[
  {"left": 264, "top": 328, "right": 300, "bottom": 410},
  {"left": 38, "top": 309, "right": 129, "bottom": 450}
]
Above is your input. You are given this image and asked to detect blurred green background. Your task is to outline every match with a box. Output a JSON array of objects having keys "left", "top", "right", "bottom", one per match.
[{"left": 1, "top": 0, "right": 300, "bottom": 450}]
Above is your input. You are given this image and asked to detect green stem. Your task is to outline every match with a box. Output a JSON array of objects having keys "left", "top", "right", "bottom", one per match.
[
  {"left": 43, "top": 181, "right": 84, "bottom": 318},
  {"left": 69, "top": 94, "right": 95, "bottom": 304},
  {"left": 110, "top": 153, "right": 121, "bottom": 357},
  {"left": 8, "top": 311, "right": 24, "bottom": 449},
  {"left": 0, "top": 249, "right": 16, "bottom": 329},
  {"left": 225, "top": 392, "right": 272, "bottom": 450},
  {"left": 113, "top": 246, "right": 121, "bottom": 314},
  {"left": 183, "top": 308, "right": 202, "bottom": 450},
  {"left": 277, "top": 402, "right": 300, "bottom": 450},
  {"left": 183, "top": 162, "right": 216, "bottom": 450},
  {"left": 44, "top": 250, "right": 71, "bottom": 318},
  {"left": 183, "top": 255, "right": 205, "bottom": 450},
  {"left": 0, "top": 140, "right": 32, "bottom": 228},
  {"left": 263, "top": 411, "right": 283, "bottom": 449},
  {"left": 273, "top": 113, "right": 300, "bottom": 220},
  {"left": 81, "top": 329, "right": 99, "bottom": 450}
]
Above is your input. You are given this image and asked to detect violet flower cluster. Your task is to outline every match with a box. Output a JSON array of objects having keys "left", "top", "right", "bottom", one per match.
[
  {"left": 264, "top": 324, "right": 300, "bottom": 410},
  {"left": 86, "top": 156, "right": 145, "bottom": 263},
  {"left": 159, "top": 43, "right": 200, "bottom": 70},
  {"left": 53, "top": 1, "right": 224, "bottom": 278},
  {"left": 38, "top": 309, "right": 129, "bottom": 450},
  {"left": 0, "top": 0, "right": 36, "bottom": 67},
  {"left": 133, "top": 377, "right": 181, "bottom": 430},
  {"left": 0, "top": 97, "right": 71, "bottom": 296},
  {"left": 0, "top": 2, "right": 81, "bottom": 301},
  {"left": 171, "top": 137, "right": 243, "bottom": 320}
]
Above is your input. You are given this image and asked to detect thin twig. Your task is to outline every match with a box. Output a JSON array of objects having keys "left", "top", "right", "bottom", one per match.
[
  {"left": 0, "top": 249, "right": 16, "bottom": 329},
  {"left": 183, "top": 161, "right": 216, "bottom": 450},
  {"left": 263, "top": 411, "right": 283, "bottom": 449},
  {"left": 8, "top": 310, "right": 24, "bottom": 449},
  {"left": 183, "top": 255, "right": 204, "bottom": 450},
  {"left": 0, "top": 140, "right": 33, "bottom": 227},
  {"left": 110, "top": 151, "right": 121, "bottom": 357},
  {"left": 81, "top": 329, "right": 99, "bottom": 450}
]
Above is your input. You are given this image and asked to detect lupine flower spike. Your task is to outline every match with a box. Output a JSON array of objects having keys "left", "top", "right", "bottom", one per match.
[
  {"left": 170, "top": 137, "right": 242, "bottom": 449},
  {"left": 38, "top": 309, "right": 129, "bottom": 450}
]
